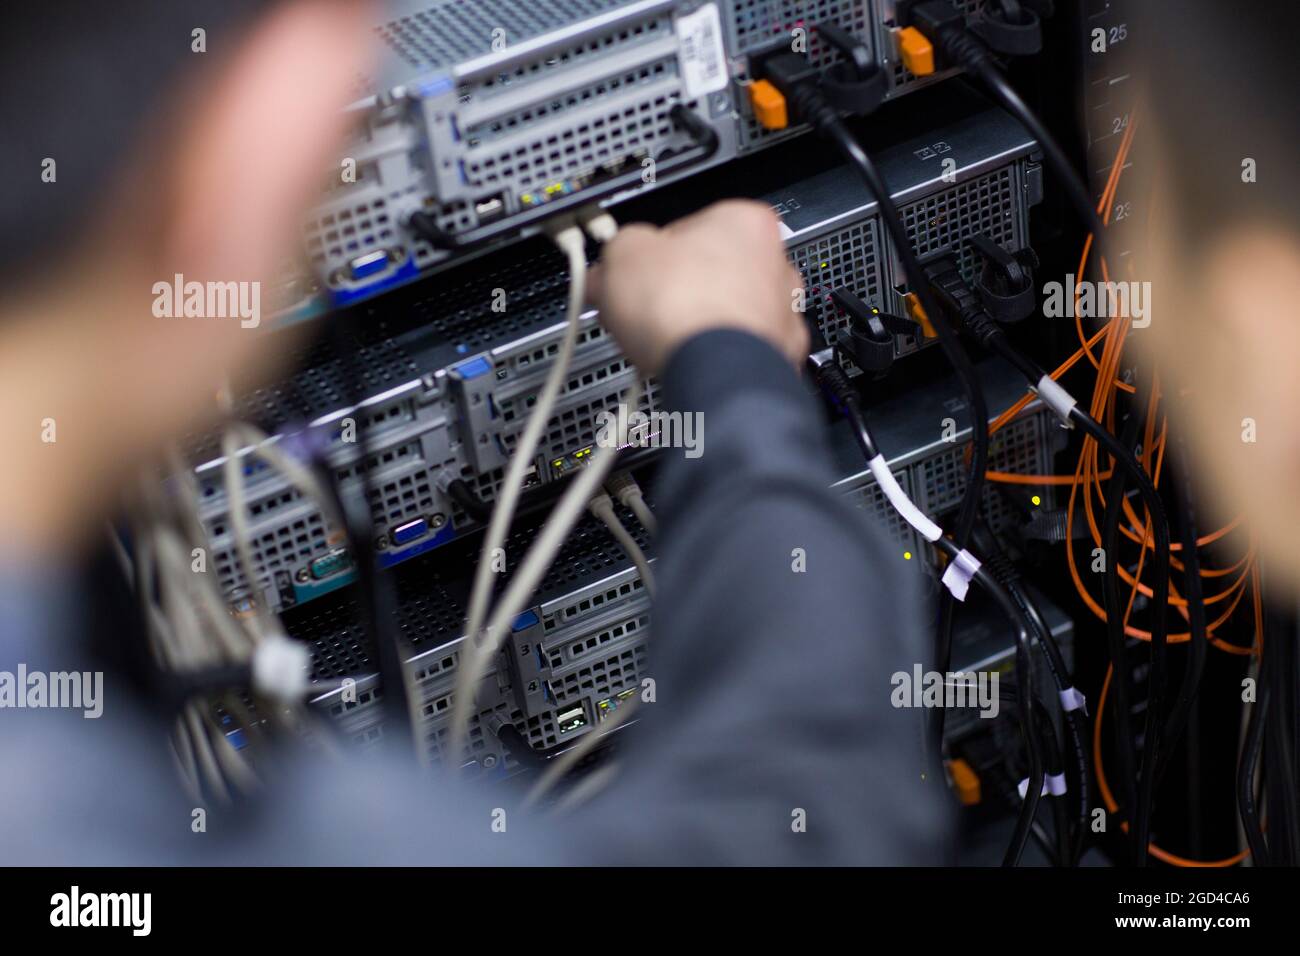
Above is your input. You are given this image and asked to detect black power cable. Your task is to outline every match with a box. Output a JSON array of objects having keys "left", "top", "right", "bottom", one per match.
[
  {"left": 751, "top": 25, "right": 993, "bottom": 784},
  {"left": 1098, "top": 393, "right": 1144, "bottom": 863},
  {"left": 322, "top": 318, "right": 415, "bottom": 751},
  {"left": 809, "top": 107, "right": 991, "bottom": 771},
  {"left": 447, "top": 479, "right": 492, "bottom": 523},
  {"left": 977, "top": 526, "right": 1090, "bottom": 865},
  {"left": 997, "top": 685, "right": 1066, "bottom": 866},
  {"left": 813, "top": 359, "right": 1043, "bottom": 865},
  {"left": 1074, "top": 402, "right": 1170, "bottom": 866},
  {"left": 1239, "top": 682, "right": 1271, "bottom": 866},
  {"left": 901, "top": 1, "right": 1107, "bottom": 242},
  {"left": 958, "top": 309, "right": 1172, "bottom": 865},
  {"left": 891, "top": 19, "right": 1184, "bottom": 846},
  {"left": 895, "top": 33, "right": 1180, "bottom": 849},
  {"left": 1029, "top": 692, "right": 1069, "bottom": 867},
  {"left": 1155, "top": 434, "right": 1209, "bottom": 811}
]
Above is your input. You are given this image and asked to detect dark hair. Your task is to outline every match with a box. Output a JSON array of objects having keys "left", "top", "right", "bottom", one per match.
[
  {"left": 0, "top": 1, "right": 268, "bottom": 281},
  {"left": 1131, "top": 0, "right": 1300, "bottom": 246}
]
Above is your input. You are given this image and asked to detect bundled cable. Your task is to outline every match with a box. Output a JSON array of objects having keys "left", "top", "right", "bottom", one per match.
[
  {"left": 797, "top": 92, "right": 992, "bottom": 770},
  {"left": 812, "top": 357, "right": 1043, "bottom": 865},
  {"left": 588, "top": 492, "right": 655, "bottom": 596},
  {"left": 449, "top": 219, "right": 590, "bottom": 763},
  {"left": 448, "top": 209, "right": 642, "bottom": 768}
]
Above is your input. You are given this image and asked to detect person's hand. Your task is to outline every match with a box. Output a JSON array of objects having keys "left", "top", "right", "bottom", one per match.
[{"left": 588, "top": 200, "right": 807, "bottom": 375}]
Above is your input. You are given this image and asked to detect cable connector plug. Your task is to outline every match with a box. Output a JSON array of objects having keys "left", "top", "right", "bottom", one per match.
[
  {"left": 436, "top": 467, "right": 492, "bottom": 522},
  {"left": 605, "top": 470, "right": 655, "bottom": 534},
  {"left": 971, "top": 0, "right": 1046, "bottom": 57},
  {"left": 251, "top": 633, "right": 311, "bottom": 703},
  {"left": 588, "top": 491, "right": 656, "bottom": 594},
  {"left": 896, "top": 0, "right": 994, "bottom": 73},
  {"left": 578, "top": 206, "right": 619, "bottom": 243},
  {"left": 544, "top": 216, "right": 586, "bottom": 259}
]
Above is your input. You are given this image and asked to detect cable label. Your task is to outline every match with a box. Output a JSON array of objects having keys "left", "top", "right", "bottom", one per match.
[
  {"left": 940, "top": 548, "right": 982, "bottom": 602},
  {"left": 1019, "top": 774, "right": 1068, "bottom": 798},
  {"left": 1059, "top": 686, "right": 1088, "bottom": 714},
  {"left": 675, "top": 4, "right": 728, "bottom": 99}
]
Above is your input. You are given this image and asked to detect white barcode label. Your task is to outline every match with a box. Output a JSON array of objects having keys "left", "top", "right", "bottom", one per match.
[{"left": 675, "top": 4, "right": 728, "bottom": 99}]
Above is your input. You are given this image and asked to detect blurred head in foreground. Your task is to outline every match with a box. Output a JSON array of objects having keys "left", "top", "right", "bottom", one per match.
[
  {"left": 0, "top": 1, "right": 373, "bottom": 557},
  {"left": 1132, "top": 1, "right": 1300, "bottom": 593}
]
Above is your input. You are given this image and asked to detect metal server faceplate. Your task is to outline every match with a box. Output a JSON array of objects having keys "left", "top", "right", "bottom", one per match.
[
  {"left": 767, "top": 102, "right": 1042, "bottom": 364},
  {"left": 293, "top": 362, "right": 1061, "bottom": 773},
  {"left": 189, "top": 244, "right": 659, "bottom": 610},
  {"left": 828, "top": 357, "right": 1068, "bottom": 564},
  {"left": 306, "top": 0, "right": 738, "bottom": 308},
  {"left": 295, "top": 0, "right": 989, "bottom": 313},
  {"left": 195, "top": 105, "right": 1044, "bottom": 611},
  {"left": 297, "top": 506, "right": 656, "bottom": 773}
]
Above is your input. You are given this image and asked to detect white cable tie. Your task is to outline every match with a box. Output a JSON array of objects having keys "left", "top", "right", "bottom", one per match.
[
  {"left": 1059, "top": 686, "right": 1088, "bottom": 714},
  {"left": 940, "top": 548, "right": 982, "bottom": 602},
  {"left": 1018, "top": 774, "right": 1068, "bottom": 799},
  {"left": 1034, "top": 374, "right": 1077, "bottom": 427},
  {"left": 252, "top": 634, "right": 311, "bottom": 702},
  {"left": 868, "top": 455, "right": 942, "bottom": 542}
]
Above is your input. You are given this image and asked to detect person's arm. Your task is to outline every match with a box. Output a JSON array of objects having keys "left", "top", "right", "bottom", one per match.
[
  {"left": 561, "top": 202, "right": 949, "bottom": 863},
  {"left": 0, "top": 200, "right": 946, "bottom": 866}
]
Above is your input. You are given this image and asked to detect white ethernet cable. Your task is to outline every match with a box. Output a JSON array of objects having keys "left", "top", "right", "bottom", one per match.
[
  {"left": 140, "top": 421, "right": 332, "bottom": 797},
  {"left": 605, "top": 469, "right": 656, "bottom": 535},
  {"left": 221, "top": 428, "right": 271, "bottom": 642},
  {"left": 588, "top": 492, "right": 655, "bottom": 597},
  {"left": 524, "top": 694, "right": 640, "bottom": 808},
  {"left": 449, "top": 218, "right": 590, "bottom": 762},
  {"left": 449, "top": 375, "right": 643, "bottom": 768},
  {"left": 448, "top": 208, "right": 637, "bottom": 769}
]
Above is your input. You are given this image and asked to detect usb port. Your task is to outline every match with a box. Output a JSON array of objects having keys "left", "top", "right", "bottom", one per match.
[
  {"left": 474, "top": 195, "right": 506, "bottom": 223},
  {"left": 390, "top": 517, "right": 429, "bottom": 547},
  {"left": 555, "top": 703, "right": 588, "bottom": 735}
]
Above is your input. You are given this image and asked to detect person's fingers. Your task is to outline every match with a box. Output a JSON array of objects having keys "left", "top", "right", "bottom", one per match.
[
  {"left": 785, "top": 262, "right": 805, "bottom": 299},
  {"left": 584, "top": 262, "right": 604, "bottom": 309},
  {"left": 590, "top": 222, "right": 659, "bottom": 306},
  {"left": 600, "top": 221, "right": 660, "bottom": 260},
  {"left": 788, "top": 315, "right": 811, "bottom": 367},
  {"left": 672, "top": 197, "right": 779, "bottom": 239}
]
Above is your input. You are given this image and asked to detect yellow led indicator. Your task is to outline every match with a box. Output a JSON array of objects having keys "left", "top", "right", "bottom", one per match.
[
  {"left": 820, "top": 262, "right": 828, "bottom": 269},
  {"left": 903, "top": 551, "right": 913, "bottom": 560},
  {"left": 1031, "top": 495, "right": 1042, "bottom": 506}
]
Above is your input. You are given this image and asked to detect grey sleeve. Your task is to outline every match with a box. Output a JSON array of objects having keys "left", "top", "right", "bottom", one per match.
[{"left": 552, "top": 330, "right": 951, "bottom": 864}]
